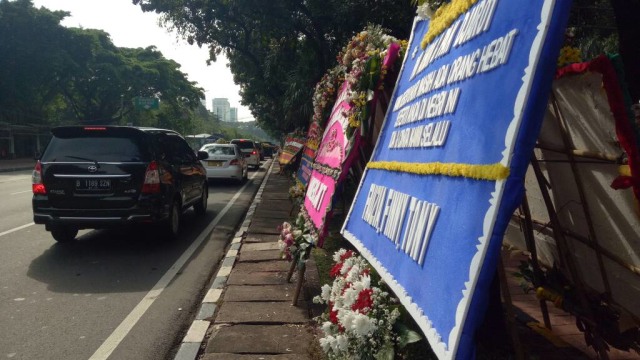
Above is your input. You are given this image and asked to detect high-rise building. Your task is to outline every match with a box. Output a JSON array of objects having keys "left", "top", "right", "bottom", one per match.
[
  {"left": 229, "top": 107, "right": 238, "bottom": 122},
  {"left": 211, "top": 98, "right": 230, "bottom": 122}
]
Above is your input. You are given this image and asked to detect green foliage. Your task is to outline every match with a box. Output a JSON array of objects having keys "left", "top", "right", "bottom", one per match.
[
  {"left": 0, "top": 0, "right": 206, "bottom": 135},
  {"left": 567, "top": 0, "right": 619, "bottom": 60},
  {"left": 133, "top": 0, "right": 416, "bottom": 137}
]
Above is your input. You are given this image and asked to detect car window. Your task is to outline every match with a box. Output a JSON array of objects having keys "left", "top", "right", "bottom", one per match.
[
  {"left": 41, "top": 135, "right": 146, "bottom": 162},
  {"left": 231, "top": 140, "right": 255, "bottom": 150},
  {"left": 162, "top": 135, "right": 196, "bottom": 162},
  {"left": 206, "top": 146, "right": 234, "bottom": 156}
]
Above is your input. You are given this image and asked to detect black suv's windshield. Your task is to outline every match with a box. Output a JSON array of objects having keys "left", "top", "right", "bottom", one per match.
[{"left": 41, "top": 136, "right": 146, "bottom": 162}]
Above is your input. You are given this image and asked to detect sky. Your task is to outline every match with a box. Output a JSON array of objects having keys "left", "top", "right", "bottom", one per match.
[{"left": 32, "top": 0, "right": 254, "bottom": 122}]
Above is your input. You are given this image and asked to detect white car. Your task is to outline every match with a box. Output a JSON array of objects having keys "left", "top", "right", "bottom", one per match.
[
  {"left": 200, "top": 143, "right": 248, "bottom": 183},
  {"left": 230, "top": 139, "right": 261, "bottom": 169}
]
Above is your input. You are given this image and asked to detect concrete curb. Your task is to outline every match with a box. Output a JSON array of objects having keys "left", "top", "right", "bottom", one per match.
[
  {"left": 173, "top": 160, "right": 276, "bottom": 360},
  {"left": 0, "top": 164, "right": 34, "bottom": 173}
]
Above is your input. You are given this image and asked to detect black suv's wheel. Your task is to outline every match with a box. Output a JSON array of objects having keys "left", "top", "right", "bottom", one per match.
[
  {"left": 50, "top": 226, "right": 78, "bottom": 243},
  {"left": 162, "top": 199, "right": 181, "bottom": 239},
  {"left": 194, "top": 185, "right": 208, "bottom": 216}
]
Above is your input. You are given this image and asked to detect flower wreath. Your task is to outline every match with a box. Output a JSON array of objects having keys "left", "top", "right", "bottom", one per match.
[
  {"left": 314, "top": 249, "right": 421, "bottom": 359},
  {"left": 311, "top": 25, "right": 407, "bottom": 144},
  {"left": 277, "top": 213, "right": 316, "bottom": 269}
]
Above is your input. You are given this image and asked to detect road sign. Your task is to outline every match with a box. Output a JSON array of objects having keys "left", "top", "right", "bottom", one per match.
[{"left": 134, "top": 97, "right": 159, "bottom": 110}]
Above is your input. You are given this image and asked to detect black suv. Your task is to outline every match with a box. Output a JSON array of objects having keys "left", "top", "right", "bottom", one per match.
[{"left": 32, "top": 126, "right": 209, "bottom": 242}]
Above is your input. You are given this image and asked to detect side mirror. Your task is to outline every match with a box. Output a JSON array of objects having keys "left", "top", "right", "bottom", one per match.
[{"left": 197, "top": 150, "right": 209, "bottom": 160}]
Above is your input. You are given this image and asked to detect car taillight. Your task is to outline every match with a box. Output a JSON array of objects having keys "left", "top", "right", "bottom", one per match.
[
  {"left": 229, "top": 159, "right": 239, "bottom": 165},
  {"left": 141, "top": 161, "right": 161, "bottom": 193},
  {"left": 32, "top": 160, "right": 46, "bottom": 194},
  {"left": 251, "top": 150, "right": 256, "bottom": 155}
]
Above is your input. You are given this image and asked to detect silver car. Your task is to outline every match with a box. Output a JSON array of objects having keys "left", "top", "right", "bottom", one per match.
[{"left": 200, "top": 143, "right": 248, "bottom": 183}]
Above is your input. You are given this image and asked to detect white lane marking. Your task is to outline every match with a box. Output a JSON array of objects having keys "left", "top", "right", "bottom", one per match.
[
  {"left": 89, "top": 169, "right": 262, "bottom": 360},
  {"left": 0, "top": 223, "right": 34, "bottom": 238},
  {"left": 11, "top": 190, "right": 32, "bottom": 195}
]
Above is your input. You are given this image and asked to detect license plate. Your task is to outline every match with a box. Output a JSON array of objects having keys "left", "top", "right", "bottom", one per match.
[
  {"left": 207, "top": 161, "right": 223, "bottom": 167},
  {"left": 76, "top": 178, "right": 111, "bottom": 191}
]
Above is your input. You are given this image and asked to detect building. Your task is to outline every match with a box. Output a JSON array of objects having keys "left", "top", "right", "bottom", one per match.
[
  {"left": 229, "top": 107, "right": 238, "bottom": 122},
  {"left": 211, "top": 98, "right": 230, "bottom": 122}
]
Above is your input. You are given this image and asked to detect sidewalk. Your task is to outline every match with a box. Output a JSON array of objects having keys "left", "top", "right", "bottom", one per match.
[
  {"left": 173, "top": 159, "right": 640, "bottom": 360},
  {"left": 175, "top": 160, "right": 320, "bottom": 360},
  {"left": 0, "top": 157, "right": 35, "bottom": 173}
]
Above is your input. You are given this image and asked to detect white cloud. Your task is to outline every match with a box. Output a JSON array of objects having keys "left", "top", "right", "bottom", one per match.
[{"left": 32, "top": 0, "right": 253, "bottom": 121}]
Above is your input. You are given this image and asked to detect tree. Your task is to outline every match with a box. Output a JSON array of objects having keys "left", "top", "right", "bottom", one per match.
[
  {"left": 0, "top": 0, "right": 72, "bottom": 124},
  {"left": 57, "top": 29, "right": 204, "bottom": 125},
  {"left": 0, "top": 0, "right": 206, "bottom": 131},
  {"left": 133, "top": 0, "right": 416, "bottom": 136}
]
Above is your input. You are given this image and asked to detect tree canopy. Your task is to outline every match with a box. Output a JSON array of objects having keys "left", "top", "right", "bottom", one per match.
[
  {"left": 0, "top": 0, "right": 205, "bottom": 130},
  {"left": 133, "top": 0, "right": 416, "bottom": 136}
]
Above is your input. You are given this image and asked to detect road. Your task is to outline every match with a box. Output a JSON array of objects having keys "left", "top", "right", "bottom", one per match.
[{"left": 0, "top": 161, "right": 270, "bottom": 360}]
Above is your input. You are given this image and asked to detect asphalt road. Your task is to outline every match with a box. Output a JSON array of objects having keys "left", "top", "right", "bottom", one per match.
[{"left": 0, "top": 161, "right": 270, "bottom": 360}]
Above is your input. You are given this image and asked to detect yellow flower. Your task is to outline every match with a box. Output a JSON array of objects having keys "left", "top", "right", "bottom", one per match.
[
  {"left": 367, "top": 161, "right": 509, "bottom": 181},
  {"left": 557, "top": 46, "right": 582, "bottom": 67},
  {"left": 421, "top": 0, "right": 478, "bottom": 49}
]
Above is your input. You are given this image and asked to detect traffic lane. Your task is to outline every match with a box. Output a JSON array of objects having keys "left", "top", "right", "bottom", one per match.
[
  {"left": 0, "top": 171, "right": 35, "bottom": 234},
  {"left": 0, "top": 167, "right": 265, "bottom": 360}
]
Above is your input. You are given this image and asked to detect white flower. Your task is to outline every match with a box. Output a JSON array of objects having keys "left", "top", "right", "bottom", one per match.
[
  {"left": 342, "top": 286, "right": 359, "bottom": 308},
  {"left": 320, "top": 284, "right": 332, "bottom": 302},
  {"left": 352, "top": 313, "right": 377, "bottom": 337},
  {"left": 335, "top": 334, "right": 349, "bottom": 351},
  {"left": 359, "top": 274, "right": 371, "bottom": 290},
  {"left": 332, "top": 249, "right": 347, "bottom": 262},
  {"left": 416, "top": 3, "right": 434, "bottom": 19},
  {"left": 319, "top": 336, "right": 335, "bottom": 353},
  {"left": 321, "top": 321, "right": 334, "bottom": 335},
  {"left": 338, "top": 309, "right": 356, "bottom": 332},
  {"left": 346, "top": 264, "right": 361, "bottom": 283}
]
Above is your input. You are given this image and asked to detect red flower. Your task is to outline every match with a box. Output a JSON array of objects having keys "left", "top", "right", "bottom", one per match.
[
  {"left": 329, "top": 302, "right": 339, "bottom": 324},
  {"left": 340, "top": 250, "right": 354, "bottom": 262},
  {"left": 352, "top": 288, "right": 374, "bottom": 314},
  {"left": 330, "top": 263, "right": 343, "bottom": 278}
]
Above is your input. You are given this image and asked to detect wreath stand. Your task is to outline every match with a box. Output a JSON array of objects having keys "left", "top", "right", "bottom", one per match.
[
  {"left": 287, "top": 259, "right": 306, "bottom": 306},
  {"left": 504, "top": 92, "right": 622, "bottom": 359}
]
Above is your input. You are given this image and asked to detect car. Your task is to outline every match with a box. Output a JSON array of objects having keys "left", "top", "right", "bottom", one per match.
[
  {"left": 260, "top": 142, "right": 275, "bottom": 158},
  {"left": 32, "top": 125, "right": 209, "bottom": 242},
  {"left": 255, "top": 142, "right": 265, "bottom": 161},
  {"left": 230, "top": 139, "right": 261, "bottom": 169},
  {"left": 200, "top": 143, "right": 248, "bottom": 183}
]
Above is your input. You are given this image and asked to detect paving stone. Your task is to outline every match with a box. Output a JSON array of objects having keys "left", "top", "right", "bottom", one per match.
[
  {"left": 253, "top": 199, "right": 292, "bottom": 211},
  {"left": 224, "top": 284, "right": 297, "bottom": 302},
  {"left": 253, "top": 208, "right": 293, "bottom": 218},
  {"left": 205, "top": 324, "right": 313, "bottom": 356},
  {"left": 227, "top": 270, "right": 289, "bottom": 286},
  {"left": 250, "top": 217, "right": 286, "bottom": 229},
  {"left": 247, "top": 224, "right": 281, "bottom": 235},
  {"left": 239, "top": 249, "right": 282, "bottom": 262},
  {"left": 202, "top": 354, "right": 309, "bottom": 360},
  {"left": 244, "top": 235, "right": 280, "bottom": 243},
  {"left": 215, "top": 302, "right": 310, "bottom": 324},
  {"left": 233, "top": 260, "right": 290, "bottom": 273},
  {"left": 261, "top": 193, "right": 290, "bottom": 200}
]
